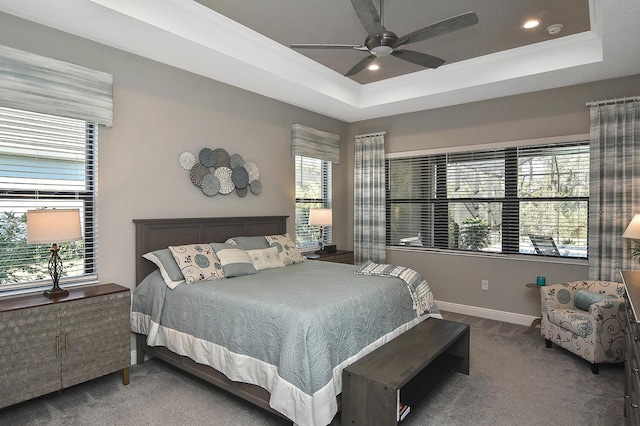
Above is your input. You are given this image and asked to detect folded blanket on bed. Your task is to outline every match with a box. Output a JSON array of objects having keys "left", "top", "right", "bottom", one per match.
[{"left": 355, "top": 260, "right": 439, "bottom": 318}]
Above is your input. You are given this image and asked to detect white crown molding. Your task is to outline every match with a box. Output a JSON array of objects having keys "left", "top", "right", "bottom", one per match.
[{"left": 0, "top": 0, "right": 638, "bottom": 122}]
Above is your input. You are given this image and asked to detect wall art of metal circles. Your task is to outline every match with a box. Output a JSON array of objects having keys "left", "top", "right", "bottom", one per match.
[{"left": 179, "top": 148, "right": 262, "bottom": 198}]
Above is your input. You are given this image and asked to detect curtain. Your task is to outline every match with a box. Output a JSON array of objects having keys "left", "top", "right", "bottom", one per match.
[
  {"left": 291, "top": 124, "right": 340, "bottom": 163},
  {"left": 589, "top": 100, "right": 640, "bottom": 281},
  {"left": 0, "top": 44, "right": 113, "bottom": 126},
  {"left": 354, "top": 132, "right": 386, "bottom": 264}
]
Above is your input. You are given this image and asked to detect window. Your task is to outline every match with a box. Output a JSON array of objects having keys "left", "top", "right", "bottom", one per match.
[
  {"left": 386, "top": 140, "right": 589, "bottom": 258},
  {"left": 0, "top": 106, "right": 97, "bottom": 291},
  {"left": 295, "top": 155, "right": 332, "bottom": 250}
]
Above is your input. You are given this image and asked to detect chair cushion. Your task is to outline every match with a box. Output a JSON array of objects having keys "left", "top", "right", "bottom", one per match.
[
  {"left": 574, "top": 289, "right": 614, "bottom": 311},
  {"left": 547, "top": 308, "right": 593, "bottom": 338}
]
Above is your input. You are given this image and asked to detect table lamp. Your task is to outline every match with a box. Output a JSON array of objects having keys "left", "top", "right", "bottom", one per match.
[
  {"left": 27, "top": 208, "right": 82, "bottom": 298},
  {"left": 623, "top": 214, "right": 640, "bottom": 264},
  {"left": 309, "top": 208, "right": 332, "bottom": 253}
]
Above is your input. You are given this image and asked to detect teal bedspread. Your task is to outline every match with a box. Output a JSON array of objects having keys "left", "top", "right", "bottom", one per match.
[{"left": 131, "top": 260, "right": 440, "bottom": 426}]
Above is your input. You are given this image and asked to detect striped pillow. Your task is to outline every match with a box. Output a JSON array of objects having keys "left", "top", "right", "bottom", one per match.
[{"left": 210, "top": 243, "right": 258, "bottom": 277}]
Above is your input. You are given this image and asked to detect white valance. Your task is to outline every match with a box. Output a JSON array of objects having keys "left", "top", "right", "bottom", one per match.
[
  {"left": 291, "top": 124, "right": 340, "bottom": 163},
  {"left": 0, "top": 44, "right": 113, "bottom": 126}
]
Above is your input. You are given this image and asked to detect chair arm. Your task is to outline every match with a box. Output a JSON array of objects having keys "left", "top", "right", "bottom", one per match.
[{"left": 589, "top": 297, "right": 626, "bottom": 327}]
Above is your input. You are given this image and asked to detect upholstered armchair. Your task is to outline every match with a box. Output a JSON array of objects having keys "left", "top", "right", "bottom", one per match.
[{"left": 540, "top": 280, "right": 626, "bottom": 374}]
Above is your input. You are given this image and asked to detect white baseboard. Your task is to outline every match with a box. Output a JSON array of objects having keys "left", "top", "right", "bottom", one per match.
[
  {"left": 131, "top": 350, "right": 137, "bottom": 366},
  {"left": 435, "top": 300, "right": 538, "bottom": 327}
]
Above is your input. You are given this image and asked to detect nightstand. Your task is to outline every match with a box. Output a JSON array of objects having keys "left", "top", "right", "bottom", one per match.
[{"left": 307, "top": 249, "right": 354, "bottom": 264}]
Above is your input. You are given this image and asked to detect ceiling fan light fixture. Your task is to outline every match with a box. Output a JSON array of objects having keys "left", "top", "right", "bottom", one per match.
[{"left": 371, "top": 45, "right": 393, "bottom": 57}]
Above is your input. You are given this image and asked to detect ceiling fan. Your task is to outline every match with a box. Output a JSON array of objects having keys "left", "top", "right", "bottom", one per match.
[{"left": 290, "top": 0, "right": 479, "bottom": 77}]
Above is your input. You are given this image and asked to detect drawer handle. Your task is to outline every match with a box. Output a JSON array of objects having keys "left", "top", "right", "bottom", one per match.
[
  {"left": 633, "top": 403, "right": 639, "bottom": 409},
  {"left": 633, "top": 367, "right": 639, "bottom": 373},
  {"left": 55, "top": 335, "right": 60, "bottom": 358}
]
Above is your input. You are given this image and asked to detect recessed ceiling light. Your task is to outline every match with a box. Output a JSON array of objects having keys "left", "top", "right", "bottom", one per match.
[
  {"left": 547, "top": 24, "right": 564, "bottom": 35},
  {"left": 368, "top": 64, "right": 380, "bottom": 71},
  {"left": 522, "top": 19, "right": 541, "bottom": 29}
]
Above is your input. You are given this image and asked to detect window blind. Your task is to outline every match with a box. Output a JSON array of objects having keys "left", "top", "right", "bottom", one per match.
[
  {"left": 0, "top": 106, "right": 97, "bottom": 291},
  {"left": 295, "top": 155, "right": 332, "bottom": 250},
  {"left": 0, "top": 44, "right": 113, "bottom": 126},
  {"left": 386, "top": 140, "right": 589, "bottom": 258},
  {"left": 291, "top": 124, "right": 340, "bottom": 163}
]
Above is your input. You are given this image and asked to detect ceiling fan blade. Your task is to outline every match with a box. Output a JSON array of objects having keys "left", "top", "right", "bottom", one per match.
[
  {"left": 345, "top": 55, "right": 376, "bottom": 76},
  {"left": 394, "top": 11, "right": 479, "bottom": 48},
  {"left": 350, "top": 0, "right": 384, "bottom": 35},
  {"left": 291, "top": 43, "right": 368, "bottom": 51},
  {"left": 391, "top": 50, "right": 446, "bottom": 69}
]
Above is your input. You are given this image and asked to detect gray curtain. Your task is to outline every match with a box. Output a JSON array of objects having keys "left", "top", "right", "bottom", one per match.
[
  {"left": 354, "top": 132, "right": 386, "bottom": 264},
  {"left": 589, "top": 100, "right": 640, "bottom": 281},
  {"left": 0, "top": 44, "right": 113, "bottom": 126}
]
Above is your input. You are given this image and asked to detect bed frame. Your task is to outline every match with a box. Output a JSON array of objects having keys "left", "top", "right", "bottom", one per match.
[{"left": 133, "top": 216, "right": 289, "bottom": 421}]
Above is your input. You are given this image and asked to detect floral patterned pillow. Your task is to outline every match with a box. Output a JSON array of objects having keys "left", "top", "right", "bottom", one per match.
[
  {"left": 264, "top": 233, "right": 305, "bottom": 265},
  {"left": 168, "top": 244, "right": 225, "bottom": 283}
]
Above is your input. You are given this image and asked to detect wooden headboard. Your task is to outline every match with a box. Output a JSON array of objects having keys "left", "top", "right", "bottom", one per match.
[{"left": 133, "top": 216, "right": 288, "bottom": 285}]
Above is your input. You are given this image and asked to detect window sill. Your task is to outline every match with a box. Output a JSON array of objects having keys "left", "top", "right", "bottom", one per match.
[{"left": 386, "top": 246, "right": 588, "bottom": 266}]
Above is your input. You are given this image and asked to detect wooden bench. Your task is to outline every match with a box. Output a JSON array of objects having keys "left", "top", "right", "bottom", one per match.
[{"left": 342, "top": 318, "right": 470, "bottom": 425}]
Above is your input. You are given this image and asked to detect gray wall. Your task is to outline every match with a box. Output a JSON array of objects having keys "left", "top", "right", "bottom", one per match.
[
  {"left": 346, "top": 74, "right": 640, "bottom": 319},
  {"left": 0, "top": 13, "right": 350, "bottom": 291},
  {"left": 2, "top": 12, "right": 640, "bottom": 321}
]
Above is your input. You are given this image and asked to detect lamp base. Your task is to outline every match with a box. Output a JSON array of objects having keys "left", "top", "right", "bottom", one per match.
[{"left": 43, "top": 286, "right": 69, "bottom": 298}]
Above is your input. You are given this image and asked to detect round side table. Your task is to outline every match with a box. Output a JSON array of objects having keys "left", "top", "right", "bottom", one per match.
[{"left": 523, "top": 283, "right": 543, "bottom": 334}]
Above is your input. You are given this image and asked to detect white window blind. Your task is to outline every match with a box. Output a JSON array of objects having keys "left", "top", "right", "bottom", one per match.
[
  {"left": 0, "top": 44, "right": 113, "bottom": 126},
  {"left": 291, "top": 124, "right": 340, "bottom": 163},
  {"left": 295, "top": 155, "right": 332, "bottom": 250},
  {"left": 386, "top": 140, "right": 589, "bottom": 258},
  {"left": 292, "top": 124, "right": 337, "bottom": 251},
  {"left": 0, "top": 106, "right": 97, "bottom": 291}
]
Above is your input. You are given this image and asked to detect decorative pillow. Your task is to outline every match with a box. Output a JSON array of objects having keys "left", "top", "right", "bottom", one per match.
[
  {"left": 247, "top": 247, "right": 285, "bottom": 271},
  {"left": 168, "top": 244, "right": 225, "bottom": 283},
  {"left": 574, "top": 289, "right": 615, "bottom": 311},
  {"left": 264, "top": 233, "right": 305, "bottom": 265},
  {"left": 225, "top": 236, "right": 269, "bottom": 250},
  {"left": 142, "top": 249, "right": 185, "bottom": 289},
  {"left": 210, "top": 243, "right": 258, "bottom": 277}
]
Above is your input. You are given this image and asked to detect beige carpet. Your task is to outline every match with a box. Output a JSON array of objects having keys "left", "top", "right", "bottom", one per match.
[{"left": 0, "top": 312, "right": 624, "bottom": 426}]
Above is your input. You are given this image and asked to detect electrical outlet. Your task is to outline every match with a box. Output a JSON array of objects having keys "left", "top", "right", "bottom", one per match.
[{"left": 481, "top": 280, "right": 489, "bottom": 291}]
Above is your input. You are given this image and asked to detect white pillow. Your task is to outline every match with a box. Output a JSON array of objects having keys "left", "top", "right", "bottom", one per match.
[{"left": 247, "top": 247, "right": 285, "bottom": 271}]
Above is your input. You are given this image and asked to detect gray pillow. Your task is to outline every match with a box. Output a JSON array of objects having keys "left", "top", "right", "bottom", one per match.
[
  {"left": 142, "top": 249, "right": 185, "bottom": 289},
  {"left": 574, "top": 289, "right": 615, "bottom": 311},
  {"left": 210, "top": 243, "right": 258, "bottom": 277},
  {"left": 225, "top": 236, "right": 269, "bottom": 250}
]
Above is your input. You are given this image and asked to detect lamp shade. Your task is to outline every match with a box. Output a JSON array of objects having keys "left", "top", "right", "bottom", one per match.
[
  {"left": 623, "top": 214, "right": 640, "bottom": 239},
  {"left": 27, "top": 209, "right": 82, "bottom": 244},
  {"left": 309, "top": 208, "right": 332, "bottom": 227}
]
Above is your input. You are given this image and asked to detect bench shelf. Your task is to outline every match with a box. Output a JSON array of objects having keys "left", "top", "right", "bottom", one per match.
[{"left": 342, "top": 318, "right": 470, "bottom": 425}]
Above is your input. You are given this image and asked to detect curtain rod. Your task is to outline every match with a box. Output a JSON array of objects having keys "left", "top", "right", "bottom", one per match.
[
  {"left": 585, "top": 96, "right": 640, "bottom": 107},
  {"left": 355, "top": 131, "right": 386, "bottom": 139}
]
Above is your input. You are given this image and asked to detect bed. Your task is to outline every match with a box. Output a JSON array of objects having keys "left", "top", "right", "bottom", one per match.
[{"left": 131, "top": 216, "right": 441, "bottom": 426}]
